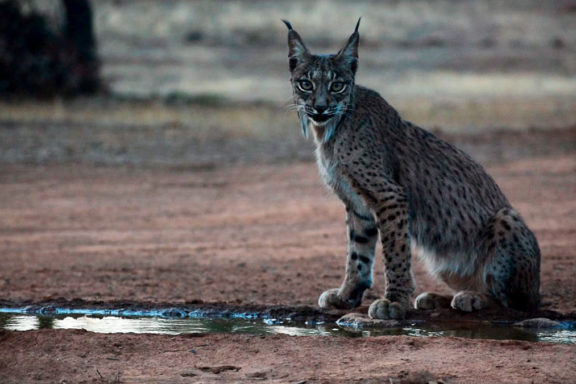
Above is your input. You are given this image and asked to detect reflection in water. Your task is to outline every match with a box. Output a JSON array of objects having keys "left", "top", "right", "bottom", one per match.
[
  {"left": 38, "top": 316, "right": 55, "bottom": 330},
  {"left": 4, "top": 315, "right": 39, "bottom": 331},
  {"left": 1, "top": 313, "right": 574, "bottom": 344},
  {"left": 432, "top": 325, "right": 539, "bottom": 342}
]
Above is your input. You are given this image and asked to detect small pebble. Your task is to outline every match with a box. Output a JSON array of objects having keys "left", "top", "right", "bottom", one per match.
[
  {"left": 336, "top": 312, "right": 401, "bottom": 329},
  {"left": 514, "top": 318, "right": 562, "bottom": 329}
]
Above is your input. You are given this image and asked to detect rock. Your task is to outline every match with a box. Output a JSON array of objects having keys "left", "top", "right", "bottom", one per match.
[
  {"left": 198, "top": 365, "right": 241, "bottom": 374},
  {"left": 246, "top": 371, "right": 268, "bottom": 380},
  {"left": 514, "top": 318, "right": 564, "bottom": 329},
  {"left": 336, "top": 312, "right": 401, "bottom": 330}
]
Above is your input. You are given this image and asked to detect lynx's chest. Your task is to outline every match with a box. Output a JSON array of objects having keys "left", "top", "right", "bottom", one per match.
[
  {"left": 316, "top": 146, "right": 336, "bottom": 186},
  {"left": 315, "top": 145, "right": 364, "bottom": 207}
]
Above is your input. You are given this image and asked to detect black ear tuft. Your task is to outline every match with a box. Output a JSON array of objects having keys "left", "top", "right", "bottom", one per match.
[
  {"left": 283, "top": 20, "right": 310, "bottom": 72},
  {"left": 282, "top": 19, "right": 293, "bottom": 31},
  {"left": 354, "top": 17, "right": 361, "bottom": 33}
]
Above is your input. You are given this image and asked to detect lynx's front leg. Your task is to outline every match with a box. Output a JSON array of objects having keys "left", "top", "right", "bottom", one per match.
[
  {"left": 319, "top": 203, "right": 378, "bottom": 309},
  {"left": 343, "top": 164, "right": 416, "bottom": 319},
  {"left": 367, "top": 189, "right": 415, "bottom": 319}
]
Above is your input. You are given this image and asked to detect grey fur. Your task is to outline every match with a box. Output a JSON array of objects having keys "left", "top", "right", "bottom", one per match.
[{"left": 284, "top": 21, "right": 541, "bottom": 319}]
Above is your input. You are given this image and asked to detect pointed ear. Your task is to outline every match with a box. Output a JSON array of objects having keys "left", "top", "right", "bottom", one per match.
[
  {"left": 282, "top": 20, "right": 310, "bottom": 72},
  {"left": 336, "top": 18, "right": 361, "bottom": 73}
]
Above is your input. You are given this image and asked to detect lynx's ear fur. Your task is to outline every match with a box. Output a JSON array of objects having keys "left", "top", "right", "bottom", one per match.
[
  {"left": 282, "top": 20, "right": 310, "bottom": 72},
  {"left": 336, "top": 18, "right": 361, "bottom": 73}
]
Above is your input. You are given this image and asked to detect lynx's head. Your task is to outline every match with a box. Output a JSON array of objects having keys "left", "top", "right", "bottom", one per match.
[{"left": 283, "top": 19, "right": 360, "bottom": 141}]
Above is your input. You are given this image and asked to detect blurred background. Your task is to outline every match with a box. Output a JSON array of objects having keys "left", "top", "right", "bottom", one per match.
[
  {"left": 1, "top": 0, "right": 575, "bottom": 166},
  {"left": 1, "top": 0, "right": 576, "bottom": 322}
]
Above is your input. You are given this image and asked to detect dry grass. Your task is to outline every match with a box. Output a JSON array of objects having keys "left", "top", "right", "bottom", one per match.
[
  {"left": 1, "top": 95, "right": 574, "bottom": 141},
  {"left": 0, "top": 100, "right": 295, "bottom": 141}
]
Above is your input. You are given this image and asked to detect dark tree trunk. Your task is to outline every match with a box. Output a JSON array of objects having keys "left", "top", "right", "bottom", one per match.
[
  {"left": 61, "top": 0, "right": 99, "bottom": 93},
  {"left": 0, "top": 0, "right": 101, "bottom": 97}
]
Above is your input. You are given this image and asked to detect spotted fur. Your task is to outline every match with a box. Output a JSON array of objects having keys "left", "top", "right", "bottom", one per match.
[{"left": 283, "top": 20, "right": 541, "bottom": 319}]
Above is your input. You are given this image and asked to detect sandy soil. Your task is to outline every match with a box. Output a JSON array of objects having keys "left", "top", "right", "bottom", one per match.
[
  {"left": 2, "top": 330, "right": 575, "bottom": 384},
  {"left": 1, "top": 155, "right": 575, "bottom": 312},
  {"left": 1, "top": 137, "right": 575, "bottom": 382}
]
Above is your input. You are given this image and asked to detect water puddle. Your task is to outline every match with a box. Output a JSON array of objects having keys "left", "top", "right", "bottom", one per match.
[{"left": 1, "top": 308, "right": 575, "bottom": 344}]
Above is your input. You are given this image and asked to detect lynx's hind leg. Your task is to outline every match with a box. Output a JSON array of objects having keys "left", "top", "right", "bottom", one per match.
[
  {"left": 482, "top": 208, "right": 540, "bottom": 312},
  {"left": 451, "top": 291, "right": 495, "bottom": 312},
  {"left": 414, "top": 292, "right": 452, "bottom": 310}
]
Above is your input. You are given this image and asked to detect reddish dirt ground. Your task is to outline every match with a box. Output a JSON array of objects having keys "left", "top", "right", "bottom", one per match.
[
  {"left": 1, "top": 147, "right": 576, "bottom": 382},
  {"left": 2, "top": 330, "right": 575, "bottom": 384}
]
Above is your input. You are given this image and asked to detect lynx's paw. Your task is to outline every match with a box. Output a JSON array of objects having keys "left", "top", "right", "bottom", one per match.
[
  {"left": 414, "top": 292, "right": 452, "bottom": 310},
  {"left": 368, "top": 298, "right": 408, "bottom": 319},
  {"left": 318, "top": 288, "right": 359, "bottom": 310},
  {"left": 451, "top": 291, "right": 490, "bottom": 312}
]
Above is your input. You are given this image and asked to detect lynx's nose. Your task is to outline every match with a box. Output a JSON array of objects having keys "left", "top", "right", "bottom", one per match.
[{"left": 315, "top": 106, "right": 328, "bottom": 114}]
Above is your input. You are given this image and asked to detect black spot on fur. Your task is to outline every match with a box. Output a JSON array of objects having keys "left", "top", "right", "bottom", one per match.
[
  {"left": 359, "top": 255, "right": 371, "bottom": 264},
  {"left": 353, "top": 234, "right": 369, "bottom": 244},
  {"left": 364, "top": 227, "right": 378, "bottom": 237},
  {"left": 348, "top": 281, "right": 371, "bottom": 305}
]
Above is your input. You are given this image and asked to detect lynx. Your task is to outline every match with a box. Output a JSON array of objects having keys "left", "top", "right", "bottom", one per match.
[{"left": 283, "top": 19, "right": 540, "bottom": 319}]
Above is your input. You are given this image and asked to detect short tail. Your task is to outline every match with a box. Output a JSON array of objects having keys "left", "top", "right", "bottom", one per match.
[{"left": 509, "top": 290, "right": 540, "bottom": 312}]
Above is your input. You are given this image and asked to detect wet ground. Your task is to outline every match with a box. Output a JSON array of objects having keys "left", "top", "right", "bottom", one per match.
[
  {"left": 1, "top": 302, "right": 575, "bottom": 344},
  {"left": 1, "top": 129, "right": 576, "bottom": 382}
]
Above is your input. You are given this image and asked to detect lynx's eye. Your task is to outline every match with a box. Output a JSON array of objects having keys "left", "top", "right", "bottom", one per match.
[
  {"left": 330, "top": 81, "right": 346, "bottom": 93},
  {"left": 297, "top": 79, "right": 314, "bottom": 92}
]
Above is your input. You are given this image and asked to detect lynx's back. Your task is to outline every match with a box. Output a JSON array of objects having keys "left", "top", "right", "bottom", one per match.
[{"left": 346, "top": 87, "right": 510, "bottom": 253}]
